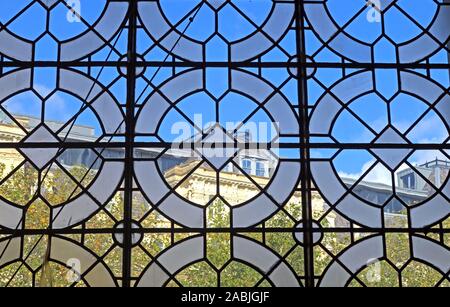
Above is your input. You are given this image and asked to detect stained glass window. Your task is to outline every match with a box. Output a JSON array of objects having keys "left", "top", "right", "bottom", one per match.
[{"left": 0, "top": 0, "right": 449, "bottom": 288}]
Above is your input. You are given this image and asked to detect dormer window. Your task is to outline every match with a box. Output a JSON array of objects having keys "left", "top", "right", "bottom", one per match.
[
  {"left": 256, "top": 161, "right": 266, "bottom": 177},
  {"left": 242, "top": 159, "right": 252, "bottom": 174},
  {"left": 401, "top": 173, "right": 416, "bottom": 190}
]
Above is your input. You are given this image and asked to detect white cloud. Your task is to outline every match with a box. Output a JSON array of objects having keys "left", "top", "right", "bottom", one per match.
[
  {"left": 405, "top": 113, "right": 447, "bottom": 144},
  {"left": 409, "top": 150, "right": 447, "bottom": 166},
  {"left": 338, "top": 160, "right": 392, "bottom": 185},
  {"left": 34, "top": 84, "right": 54, "bottom": 99}
]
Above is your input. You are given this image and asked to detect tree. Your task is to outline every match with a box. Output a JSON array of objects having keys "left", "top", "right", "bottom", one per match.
[{"left": 0, "top": 162, "right": 448, "bottom": 287}]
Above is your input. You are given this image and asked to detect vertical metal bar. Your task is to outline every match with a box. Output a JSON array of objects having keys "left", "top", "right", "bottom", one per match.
[
  {"left": 123, "top": 0, "right": 138, "bottom": 288},
  {"left": 295, "top": 0, "right": 315, "bottom": 288},
  {"left": 447, "top": 0, "right": 450, "bottom": 81}
]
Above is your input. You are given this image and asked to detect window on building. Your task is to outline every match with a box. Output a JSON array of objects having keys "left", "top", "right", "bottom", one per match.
[
  {"left": 401, "top": 173, "right": 416, "bottom": 189},
  {"left": 256, "top": 162, "right": 266, "bottom": 177},
  {"left": 0, "top": 0, "right": 448, "bottom": 289},
  {"left": 242, "top": 159, "right": 252, "bottom": 174}
]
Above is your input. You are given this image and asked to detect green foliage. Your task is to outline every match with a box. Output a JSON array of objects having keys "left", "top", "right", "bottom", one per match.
[
  {"left": 0, "top": 162, "right": 448, "bottom": 287},
  {"left": 0, "top": 164, "right": 38, "bottom": 206}
]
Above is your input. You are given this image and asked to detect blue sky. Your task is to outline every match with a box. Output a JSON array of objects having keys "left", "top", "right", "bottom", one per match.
[{"left": 0, "top": 0, "right": 449, "bottom": 183}]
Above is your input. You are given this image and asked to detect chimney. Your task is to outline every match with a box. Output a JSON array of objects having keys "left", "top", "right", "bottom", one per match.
[{"left": 434, "top": 165, "right": 442, "bottom": 187}]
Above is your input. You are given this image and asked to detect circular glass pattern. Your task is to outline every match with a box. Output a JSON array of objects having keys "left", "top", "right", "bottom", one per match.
[
  {"left": 309, "top": 70, "right": 450, "bottom": 228},
  {"left": 113, "top": 221, "right": 143, "bottom": 247},
  {"left": 304, "top": 0, "right": 450, "bottom": 62},
  {"left": 138, "top": 0, "right": 295, "bottom": 61},
  {"left": 0, "top": 0, "right": 128, "bottom": 61},
  {"left": 135, "top": 68, "right": 300, "bottom": 228},
  {"left": 0, "top": 236, "right": 117, "bottom": 287},
  {"left": 287, "top": 55, "right": 317, "bottom": 80},
  {"left": 136, "top": 235, "right": 301, "bottom": 287},
  {"left": 118, "top": 54, "right": 146, "bottom": 78},
  {"left": 319, "top": 234, "right": 450, "bottom": 287},
  {"left": 293, "top": 221, "right": 323, "bottom": 246},
  {"left": 0, "top": 68, "right": 124, "bottom": 229}
]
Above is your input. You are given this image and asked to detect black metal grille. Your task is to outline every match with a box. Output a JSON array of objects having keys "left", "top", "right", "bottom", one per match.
[{"left": 0, "top": 0, "right": 449, "bottom": 287}]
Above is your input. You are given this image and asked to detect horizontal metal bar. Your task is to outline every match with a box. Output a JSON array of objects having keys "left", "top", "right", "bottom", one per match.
[
  {"left": 1, "top": 142, "right": 448, "bottom": 150},
  {"left": 0, "top": 227, "right": 448, "bottom": 235},
  {"left": 0, "top": 61, "right": 449, "bottom": 70}
]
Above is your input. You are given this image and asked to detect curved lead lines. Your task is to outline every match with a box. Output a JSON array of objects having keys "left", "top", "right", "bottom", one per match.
[
  {"left": 0, "top": 68, "right": 125, "bottom": 140},
  {"left": 134, "top": 160, "right": 204, "bottom": 228},
  {"left": 319, "top": 235, "right": 450, "bottom": 287},
  {"left": 136, "top": 69, "right": 204, "bottom": 135},
  {"left": 0, "top": 199, "right": 22, "bottom": 230},
  {"left": 0, "top": 236, "right": 116, "bottom": 287},
  {"left": 134, "top": 158, "right": 301, "bottom": 228},
  {"left": 230, "top": 70, "right": 300, "bottom": 136},
  {"left": 60, "top": 2, "right": 128, "bottom": 61},
  {"left": 137, "top": 0, "right": 295, "bottom": 62},
  {"left": 232, "top": 161, "right": 301, "bottom": 228},
  {"left": 135, "top": 69, "right": 300, "bottom": 228},
  {"left": 136, "top": 236, "right": 300, "bottom": 287},
  {"left": 0, "top": 237, "right": 21, "bottom": 268},
  {"left": 52, "top": 161, "right": 124, "bottom": 229},
  {"left": 309, "top": 70, "right": 450, "bottom": 228},
  {"left": 136, "top": 236, "right": 204, "bottom": 287},
  {"left": 0, "top": 1, "right": 128, "bottom": 61},
  {"left": 0, "top": 68, "right": 125, "bottom": 229},
  {"left": 0, "top": 69, "right": 33, "bottom": 229},
  {"left": 53, "top": 68, "right": 125, "bottom": 228},
  {"left": 136, "top": 69, "right": 300, "bottom": 136},
  {"left": 58, "top": 68, "right": 125, "bottom": 135},
  {"left": 304, "top": 2, "right": 450, "bottom": 63},
  {"left": 232, "top": 236, "right": 300, "bottom": 287},
  {"left": 0, "top": 69, "right": 32, "bottom": 108},
  {"left": 49, "top": 236, "right": 117, "bottom": 287},
  {"left": 319, "top": 236, "right": 384, "bottom": 287},
  {"left": 411, "top": 235, "right": 450, "bottom": 275},
  {"left": 311, "top": 161, "right": 384, "bottom": 228}
]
